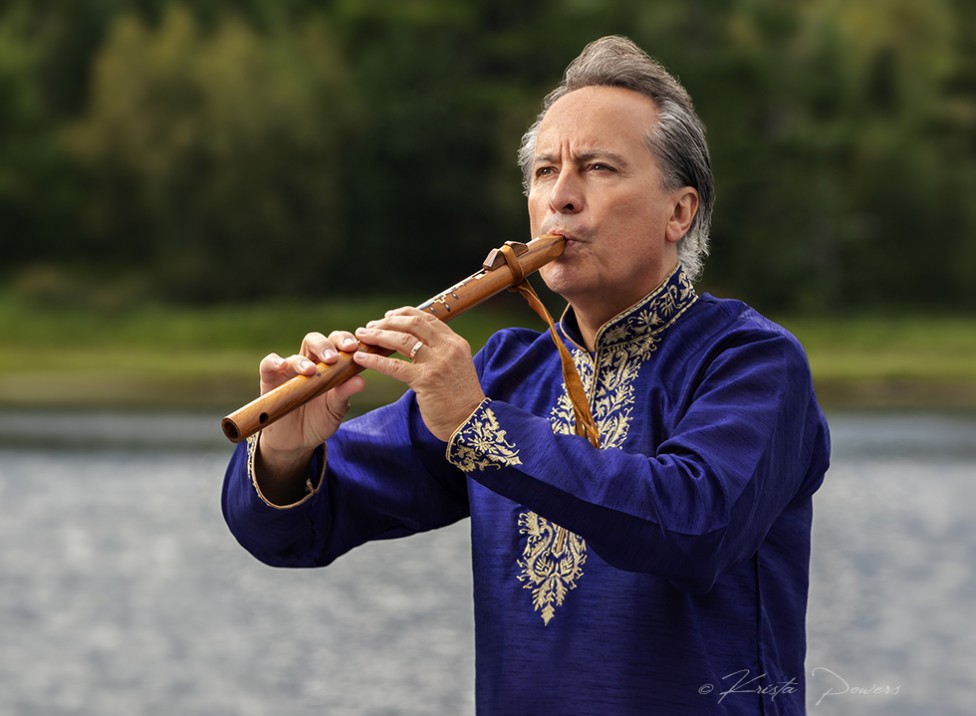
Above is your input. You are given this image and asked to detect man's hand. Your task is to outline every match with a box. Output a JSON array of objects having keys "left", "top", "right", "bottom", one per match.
[
  {"left": 255, "top": 331, "right": 366, "bottom": 503},
  {"left": 352, "top": 307, "right": 486, "bottom": 441}
]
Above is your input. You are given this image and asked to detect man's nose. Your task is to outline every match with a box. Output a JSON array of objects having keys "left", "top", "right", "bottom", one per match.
[{"left": 548, "top": 170, "right": 584, "bottom": 214}]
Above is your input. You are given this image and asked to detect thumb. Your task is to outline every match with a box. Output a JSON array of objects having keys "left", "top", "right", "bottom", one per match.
[{"left": 327, "top": 375, "right": 367, "bottom": 420}]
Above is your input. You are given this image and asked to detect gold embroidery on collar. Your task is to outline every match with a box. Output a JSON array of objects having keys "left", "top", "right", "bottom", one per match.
[
  {"left": 594, "top": 265, "right": 697, "bottom": 349},
  {"left": 517, "top": 268, "right": 697, "bottom": 625}
]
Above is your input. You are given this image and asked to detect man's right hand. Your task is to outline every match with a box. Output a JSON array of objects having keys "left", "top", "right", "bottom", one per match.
[{"left": 253, "top": 330, "right": 366, "bottom": 503}]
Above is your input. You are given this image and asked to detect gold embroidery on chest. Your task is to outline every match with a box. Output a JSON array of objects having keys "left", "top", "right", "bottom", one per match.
[
  {"left": 516, "top": 511, "right": 587, "bottom": 626},
  {"left": 515, "top": 268, "right": 697, "bottom": 625},
  {"left": 516, "top": 336, "right": 658, "bottom": 625}
]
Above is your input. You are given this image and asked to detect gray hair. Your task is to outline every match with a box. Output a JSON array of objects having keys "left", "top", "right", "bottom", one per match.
[{"left": 518, "top": 35, "right": 714, "bottom": 280}]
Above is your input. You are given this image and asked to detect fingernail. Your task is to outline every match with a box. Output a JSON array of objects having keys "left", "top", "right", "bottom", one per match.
[
  {"left": 273, "top": 357, "right": 285, "bottom": 368},
  {"left": 323, "top": 349, "right": 337, "bottom": 361},
  {"left": 366, "top": 320, "right": 378, "bottom": 328},
  {"left": 300, "top": 359, "right": 314, "bottom": 371}
]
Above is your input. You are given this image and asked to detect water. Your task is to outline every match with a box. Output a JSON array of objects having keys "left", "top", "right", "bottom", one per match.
[
  {"left": 805, "top": 412, "right": 976, "bottom": 715},
  {"left": 0, "top": 410, "right": 973, "bottom": 715}
]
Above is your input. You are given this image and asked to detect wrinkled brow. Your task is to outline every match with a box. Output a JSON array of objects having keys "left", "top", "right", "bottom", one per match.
[{"left": 533, "top": 149, "right": 631, "bottom": 168}]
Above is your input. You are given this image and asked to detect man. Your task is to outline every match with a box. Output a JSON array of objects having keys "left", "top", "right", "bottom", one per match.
[{"left": 223, "top": 35, "right": 830, "bottom": 714}]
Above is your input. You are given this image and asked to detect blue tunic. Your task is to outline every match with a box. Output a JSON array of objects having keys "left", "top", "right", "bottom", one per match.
[{"left": 222, "top": 266, "right": 830, "bottom": 714}]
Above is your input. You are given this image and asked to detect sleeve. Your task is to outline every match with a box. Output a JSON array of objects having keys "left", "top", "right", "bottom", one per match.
[
  {"left": 446, "top": 329, "right": 829, "bottom": 593},
  {"left": 222, "top": 390, "right": 470, "bottom": 569}
]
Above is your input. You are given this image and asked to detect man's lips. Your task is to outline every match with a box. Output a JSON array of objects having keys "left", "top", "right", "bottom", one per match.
[{"left": 543, "top": 228, "right": 585, "bottom": 245}]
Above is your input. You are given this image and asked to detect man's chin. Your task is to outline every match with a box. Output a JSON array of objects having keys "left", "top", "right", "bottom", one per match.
[{"left": 540, "top": 268, "right": 588, "bottom": 304}]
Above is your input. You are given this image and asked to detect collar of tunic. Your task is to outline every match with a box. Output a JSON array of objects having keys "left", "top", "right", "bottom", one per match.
[{"left": 558, "top": 264, "right": 699, "bottom": 353}]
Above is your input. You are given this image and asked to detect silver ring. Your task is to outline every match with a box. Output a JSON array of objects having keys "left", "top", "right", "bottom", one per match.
[{"left": 408, "top": 340, "right": 425, "bottom": 360}]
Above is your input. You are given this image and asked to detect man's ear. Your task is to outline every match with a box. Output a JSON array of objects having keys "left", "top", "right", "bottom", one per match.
[{"left": 665, "top": 188, "right": 699, "bottom": 243}]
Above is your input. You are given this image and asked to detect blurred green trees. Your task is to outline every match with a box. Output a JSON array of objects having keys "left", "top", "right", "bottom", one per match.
[
  {"left": 0, "top": 0, "right": 973, "bottom": 311},
  {"left": 65, "top": 7, "right": 357, "bottom": 301}
]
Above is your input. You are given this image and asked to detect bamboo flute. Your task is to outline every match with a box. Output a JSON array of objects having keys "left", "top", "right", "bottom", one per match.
[{"left": 220, "top": 234, "right": 566, "bottom": 443}]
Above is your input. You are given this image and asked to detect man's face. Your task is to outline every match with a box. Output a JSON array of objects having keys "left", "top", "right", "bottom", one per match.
[{"left": 528, "top": 85, "right": 688, "bottom": 321}]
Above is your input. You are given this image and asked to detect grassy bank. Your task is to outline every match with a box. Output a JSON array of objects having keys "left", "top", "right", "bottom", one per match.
[
  {"left": 0, "top": 292, "right": 539, "bottom": 412},
  {"left": 776, "top": 315, "right": 976, "bottom": 410},
  {"left": 2, "top": 294, "right": 974, "bottom": 412}
]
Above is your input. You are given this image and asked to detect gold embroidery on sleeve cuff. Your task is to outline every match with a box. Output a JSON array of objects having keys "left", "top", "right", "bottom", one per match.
[
  {"left": 246, "top": 433, "right": 326, "bottom": 510},
  {"left": 446, "top": 398, "right": 522, "bottom": 473}
]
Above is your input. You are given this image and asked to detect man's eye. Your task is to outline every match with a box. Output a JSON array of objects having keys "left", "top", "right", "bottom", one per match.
[
  {"left": 589, "top": 163, "right": 614, "bottom": 172},
  {"left": 534, "top": 166, "right": 556, "bottom": 178}
]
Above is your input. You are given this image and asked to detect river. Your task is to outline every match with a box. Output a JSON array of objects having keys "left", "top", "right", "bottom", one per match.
[{"left": 0, "top": 410, "right": 973, "bottom": 715}]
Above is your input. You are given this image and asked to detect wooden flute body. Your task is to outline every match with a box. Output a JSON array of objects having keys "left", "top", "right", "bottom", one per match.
[{"left": 220, "top": 234, "right": 566, "bottom": 443}]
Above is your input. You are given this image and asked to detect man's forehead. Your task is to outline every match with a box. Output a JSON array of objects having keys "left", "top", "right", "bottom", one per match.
[
  {"left": 535, "top": 85, "right": 658, "bottom": 149},
  {"left": 532, "top": 87, "right": 657, "bottom": 163}
]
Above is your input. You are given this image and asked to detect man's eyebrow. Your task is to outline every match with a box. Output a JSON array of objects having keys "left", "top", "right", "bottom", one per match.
[
  {"left": 577, "top": 150, "right": 629, "bottom": 166},
  {"left": 532, "top": 150, "right": 630, "bottom": 166}
]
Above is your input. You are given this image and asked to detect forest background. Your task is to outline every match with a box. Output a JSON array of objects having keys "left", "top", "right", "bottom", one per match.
[{"left": 1, "top": 0, "right": 974, "bottom": 410}]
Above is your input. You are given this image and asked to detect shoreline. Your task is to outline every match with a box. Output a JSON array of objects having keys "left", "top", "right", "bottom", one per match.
[
  {"left": 2, "top": 373, "right": 973, "bottom": 414},
  {"left": 4, "top": 303, "right": 974, "bottom": 414}
]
